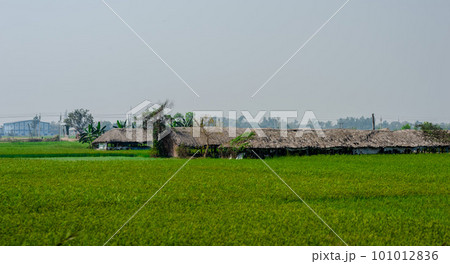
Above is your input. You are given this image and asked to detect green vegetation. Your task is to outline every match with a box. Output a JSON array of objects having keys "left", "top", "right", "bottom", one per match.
[
  {"left": 78, "top": 122, "right": 106, "bottom": 148},
  {"left": 0, "top": 141, "right": 149, "bottom": 158},
  {"left": 418, "top": 122, "right": 450, "bottom": 143},
  {"left": 169, "top": 112, "right": 194, "bottom": 127},
  {"left": 64, "top": 109, "right": 94, "bottom": 134},
  {"left": 222, "top": 131, "right": 256, "bottom": 156},
  {"left": 0, "top": 143, "right": 448, "bottom": 245},
  {"left": 401, "top": 124, "right": 411, "bottom": 130},
  {"left": 142, "top": 100, "right": 171, "bottom": 157}
]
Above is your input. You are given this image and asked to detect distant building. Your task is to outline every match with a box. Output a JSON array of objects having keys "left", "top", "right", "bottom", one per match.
[{"left": 3, "top": 120, "right": 51, "bottom": 137}]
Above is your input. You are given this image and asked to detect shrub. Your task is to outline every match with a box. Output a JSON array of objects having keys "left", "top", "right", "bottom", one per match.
[
  {"left": 418, "top": 122, "right": 450, "bottom": 143},
  {"left": 401, "top": 124, "right": 411, "bottom": 130},
  {"left": 176, "top": 144, "right": 191, "bottom": 158},
  {"left": 44, "top": 135, "right": 60, "bottom": 142},
  {"left": 148, "top": 148, "right": 159, "bottom": 158},
  {"left": 230, "top": 131, "right": 255, "bottom": 153}
]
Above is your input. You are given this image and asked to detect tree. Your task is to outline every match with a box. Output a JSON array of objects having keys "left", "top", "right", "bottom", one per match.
[
  {"left": 417, "top": 122, "right": 441, "bottom": 131},
  {"left": 64, "top": 109, "right": 94, "bottom": 135},
  {"left": 195, "top": 116, "right": 216, "bottom": 158},
  {"left": 142, "top": 100, "right": 172, "bottom": 157},
  {"left": 99, "top": 121, "right": 113, "bottom": 131},
  {"left": 401, "top": 124, "right": 411, "bottom": 130},
  {"left": 79, "top": 122, "right": 106, "bottom": 148},
  {"left": 170, "top": 112, "right": 193, "bottom": 127},
  {"left": 417, "top": 122, "right": 450, "bottom": 143},
  {"left": 28, "top": 115, "right": 41, "bottom": 138},
  {"left": 260, "top": 117, "right": 279, "bottom": 128}
]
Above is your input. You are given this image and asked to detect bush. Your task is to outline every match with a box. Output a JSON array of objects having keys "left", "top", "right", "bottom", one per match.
[
  {"left": 217, "top": 147, "right": 231, "bottom": 158},
  {"left": 44, "top": 135, "right": 60, "bottom": 142},
  {"left": 418, "top": 122, "right": 450, "bottom": 143},
  {"left": 148, "top": 148, "right": 159, "bottom": 158},
  {"left": 176, "top": 144, "right": 191, "bottom": 158},
  {"left": 401, "top": 124, "right": 411, "bottom": 130}
]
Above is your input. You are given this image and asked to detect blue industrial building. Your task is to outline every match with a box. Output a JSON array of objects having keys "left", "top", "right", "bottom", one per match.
[{"left": 2, "top": 120, "right": 51, "bottom": 137}]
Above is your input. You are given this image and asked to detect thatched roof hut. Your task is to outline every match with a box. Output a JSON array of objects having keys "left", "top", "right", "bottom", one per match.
[
  {"left": 93, "top": 128, "right": 150, "bottom": 150},
  {"left": 163, "top": 128, "right": 450, "bottom": 156},
  {"left": 166, "top": 127, "right": 444, "bottom": 148},
  {"left": 94, "top": 127, "right": 450, "bottom": 155}
]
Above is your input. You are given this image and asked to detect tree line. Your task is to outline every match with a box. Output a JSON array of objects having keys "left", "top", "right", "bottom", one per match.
[{"left": 61, "top": 109, "right": 450, "bottom": 137}]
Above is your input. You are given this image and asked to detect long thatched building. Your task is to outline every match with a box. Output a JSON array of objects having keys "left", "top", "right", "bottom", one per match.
[
  {"left": 94, "top": 127, "right": 450, "bottom": 157},
  {"left": 162, "top": 127, "right": 450, "bottom": 157}
]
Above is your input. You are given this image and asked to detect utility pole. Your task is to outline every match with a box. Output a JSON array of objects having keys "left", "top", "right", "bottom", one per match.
[
  {"left": 64, "top": 110, "right": 68, "bottom": 138},
  {"left": 37, "top": 114, "right": 41, "bottom": 138},
  {"left": 372, "top": 113, "right": 375, "bottom": 130},
  {"left": 59, "top": 113, "right": 62, "bottom": 141}
]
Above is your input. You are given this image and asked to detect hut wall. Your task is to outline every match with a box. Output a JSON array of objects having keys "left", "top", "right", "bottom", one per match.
[
  {"left": 98, "top": 143, "right": 107, "bottom": 150},
  {"left": 160, "top": 136, "right": 178, "bottom": 157},
  {"left": 352, "top": 148, "right": 381, "bottom": 155},
  {"left": 383, "top": 147, "right": 408, "bottom": 154}
]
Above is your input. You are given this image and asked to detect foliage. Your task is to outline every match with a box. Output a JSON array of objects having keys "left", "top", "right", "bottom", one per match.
[
  {"left": 148, "top": 148, "right": 159, "bottom": 158},
  {"left": 219, "top": 115, "right": 450, "bottom": 131},
  {"left": 27, "top": 115, "right": 41, "bottom": 137},
  {"left": 229, "top": 131, "right": 256, "bottom": 153},
  {"left": 141, "top": 114, "right": 450, "bottom": 132},
  {"left": 0, "top": 141, "right": 149, "bottom": 158},
  {"left": 417, "top": 122, "right": 442, "bottom": 131},
  {"left": 169, "top": 112, "right": 193, "bottom": 127},
  {"left": 195, "top": 116, "right": 217, "bottom": 157},
  {"left": 78, "top": 122, "right": 106, "bottom": 148},
  {"left": 64, "top": 109, "right": 94, "bottom": 134},
  {"left": 401, "top": 124, "right": 411, "bottom": 130},
  {"left": 142, "top": 100, "right": 171, "bottom": 157},
  {"left": 99, "top": 121, "right": 113, "bottom": 131},
  {"left": 0, "top": 153, "right": 448, "bottom": 245},
  {"left": 175, "top": 144, "right": 191, "bottom": 158},
  {"left": 113, "top": 120, "right": 127, "bottom": 129},
  {"left": 44, "top": 135, "right": 60, "bottom": 142},
  {"left": 417, "top": 122, "right": 450, "bottom": 143}
]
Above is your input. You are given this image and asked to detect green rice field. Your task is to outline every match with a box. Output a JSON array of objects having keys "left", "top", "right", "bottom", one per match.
[
  {"left": 0, "top": 141, "right": 149, "bottom": 158},
  {"left": 0, "top": 142, "right": 448, "bottom": 245}
]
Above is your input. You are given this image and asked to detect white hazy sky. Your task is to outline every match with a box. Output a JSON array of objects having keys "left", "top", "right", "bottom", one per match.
[{"left": 0, "top": 0, "right": 449, "bottom": 124}]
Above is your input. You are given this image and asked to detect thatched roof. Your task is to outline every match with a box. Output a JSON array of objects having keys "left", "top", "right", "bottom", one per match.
[
  {"left": 94, "top": 127, "right": 450, "bottom": 148},
  {"left": 93, "top": 128, "right": 149, "bottom": 144},
  {"left": 168, "top": 127, "right": 449, "bottom": 149}
]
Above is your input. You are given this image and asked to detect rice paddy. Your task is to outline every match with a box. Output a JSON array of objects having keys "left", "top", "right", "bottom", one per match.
[{"left": 0, "top": 142, "right": 448, "bottom": 245}]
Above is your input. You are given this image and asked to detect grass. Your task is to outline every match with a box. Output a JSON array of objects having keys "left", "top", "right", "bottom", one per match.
[
  {"left": 0, "top": 141, "right": 150, "bottom": 158},
  {"left": 0, "top": 143, "right": 448, "bottom": 246},
  {"left": 34, "top": 156, "right": 158, "bottom": 161}
]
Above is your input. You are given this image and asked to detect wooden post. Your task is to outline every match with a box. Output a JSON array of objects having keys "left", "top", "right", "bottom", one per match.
[{"left": 372, "top": 113, "right": 375, "bottom": 131}]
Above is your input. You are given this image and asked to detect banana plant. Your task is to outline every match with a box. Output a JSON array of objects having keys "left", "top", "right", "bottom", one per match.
[
  {"left": 78, "top": 122, "right": 106, "bottom": 148},
  {"left": 113, "top": 120, "right": 127, "bottom": 128}
]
